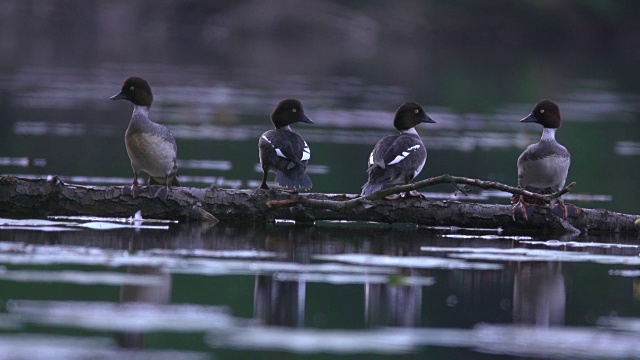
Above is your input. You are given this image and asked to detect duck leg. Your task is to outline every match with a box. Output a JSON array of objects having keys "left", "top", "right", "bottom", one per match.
[
  {"left": 511, "top": 195, "right": 537, "bottom": 221},
  {"left": 148, "top": 176, "right": 170, "bottom": 199},
  {"left": 258, "top": 169, "right": 270, "bottom": 190},
  {"left": 123, "top": 173, "right": 143, "bottom": 198},
  {"left": 148, "top": 186, "right": 168, "bottom": 199}
]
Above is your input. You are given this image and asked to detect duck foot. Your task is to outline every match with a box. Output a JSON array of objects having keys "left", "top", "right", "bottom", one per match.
[
  {"left": 511, "top": 199, "right": 537, "bottom": 221},
  {"left": 281, "top": 188, "right": 300, "bottom": 194},
  {"left": 123, "top": 184, "right": 144, "bottom": 198},
  {"left": 384, "top": 190, "right": 425, "bottom": 200},
  {"left": 46, "top": 175, "right": 65, "bottom": 186},
  {"left": 148, "top": 185, "right": 169, "bottom": 199},
  {"left": 0, "top": 175, "right": 19, "bottom": 185},
  {"left": 551, "top": 202, "right": 581, "bottom": 219},
  {"left": 405, "top": 190, "right": 426, "bottom": 199}
]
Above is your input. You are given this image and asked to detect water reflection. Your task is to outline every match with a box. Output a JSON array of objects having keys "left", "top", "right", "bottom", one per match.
[
  {"left": 365, "top": 269, "right": 423, "bottom": 327},
  {"left": 513, "top": 263, "right": 565, "bottom": 326},
  {"left": 1, "top": 222, "right": 640, "bottom": 357},
  {"left": 254, "top": 267, "right": 428, "bottom": 328},
  {"left": 118, "top": 266, "right": 172, "bottom": 348},
  {"left": 254, "top": 275, "right": 304, "bottom": 326}
]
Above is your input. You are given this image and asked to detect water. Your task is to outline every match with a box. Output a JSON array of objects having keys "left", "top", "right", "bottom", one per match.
[
  {"left": 1, "top": 222, "right": 639, "bottom": 358},
  {"left": 0, "top": 1, "right": 639, "bottom": 358}
]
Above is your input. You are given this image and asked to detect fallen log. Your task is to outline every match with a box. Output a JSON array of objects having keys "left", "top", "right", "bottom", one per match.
[{"left": 0, "top": 175, "right": 637, "bottom": 235}]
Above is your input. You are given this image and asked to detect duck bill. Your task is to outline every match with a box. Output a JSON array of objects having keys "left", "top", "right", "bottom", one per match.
[
  {"left": 300, "top": 115, "right": 314, "bottom": 124},
  {"left": 110, "top": 92, "right": 126, "bottom": 100},
  {"left": 520, "top": 113, "right": 536, "bottom": 123},
  {"left": 422, "top": 114, "right": 436, "bottom": 124}
]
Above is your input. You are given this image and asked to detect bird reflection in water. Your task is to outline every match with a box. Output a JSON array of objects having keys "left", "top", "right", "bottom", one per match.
[
  {"left": 117, "top": 266, "right": 173, "bottom": 348},
  {"left": 513, "top": 262, "right": 565, "bottom": 326},
  {"left": 253, "top": 226, "right": 312, "bottom": 326},
  {"left": 365, "top": 269, "right": 422, "bottom": 327},
  {"left": 116, "top": 230, "right": 175, "bottom": 348},
  {"left": 253, "top": 226, "right": 425, "bottom": 327}
]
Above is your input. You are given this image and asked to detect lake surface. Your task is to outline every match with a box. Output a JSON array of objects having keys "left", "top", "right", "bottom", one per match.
[
  {"left": 0, "top": 1, "right": 639, "bottom": 358},
  {"left": 1, "top": 221, "right": 640, "bottom": 359}
]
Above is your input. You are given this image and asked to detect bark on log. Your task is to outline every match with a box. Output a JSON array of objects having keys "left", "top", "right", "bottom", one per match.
[{"left": 0, "top": 176, "right": 637, "bottom": 235}]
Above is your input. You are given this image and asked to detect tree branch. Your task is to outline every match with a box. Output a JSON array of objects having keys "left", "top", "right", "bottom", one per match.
[{"left": 267, "top": 174, "right": 576, "bottom": 210}]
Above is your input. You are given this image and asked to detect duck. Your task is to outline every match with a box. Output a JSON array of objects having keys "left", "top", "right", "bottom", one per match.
[
  {"left": 361, "top": 102, "right": 436, "bottom": 198},
  {"left": 258, "top": 99, "right": 314, "bottom": 191},
  {"left": 110, "top": 76, "right": 179, "bottom": 198},
  {"left": 513, "top": 99, "right": 574, "bottom": 219}
]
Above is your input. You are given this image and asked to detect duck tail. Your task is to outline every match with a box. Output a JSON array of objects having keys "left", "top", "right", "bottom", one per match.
[
  {"left": 275, "top": 168, "right": 312, "bottom": 190},
  {"left": 148, "top": 175, "right": 181, "bottom": 187},
  {"left": 360, "top": 182, "right": 383, "bottom": 196}
]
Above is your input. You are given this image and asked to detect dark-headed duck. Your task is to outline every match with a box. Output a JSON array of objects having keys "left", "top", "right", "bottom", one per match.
[
  {"left": 111, "top": 76, "right": 179, "bottom": 198},
  {"left": 361, "top": 102, "right": 435, "bottom": 198},
  {"left": 258, "top": 99, "right": 313, "bottom": 191}
]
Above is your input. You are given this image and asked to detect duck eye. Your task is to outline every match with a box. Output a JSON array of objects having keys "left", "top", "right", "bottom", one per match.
[
  {"left": 292, "top": 108, "right": 297, "bottom": 113},
  {"left": 414, "top": 109, "right": 419, "bottom": 114},
  {"left": 540, "top": 109, "right": 545, "bottom": 114},
  {"left": 129, "top": 86, "right": 134, "bottom": 91}
]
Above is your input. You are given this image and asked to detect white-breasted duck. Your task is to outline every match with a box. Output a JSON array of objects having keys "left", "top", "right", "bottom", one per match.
[
  {"left": 361, "top": 102, "right": 436, "bottom": 198},
  {"left": 258, "top": 99, "right": 313, "bottom": 191},
  {"left": 513, "top": 99, "right": 576, "bottom": 219},
  {"left": 111, "top": 77, "right": 179, "bottom": 198}
]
